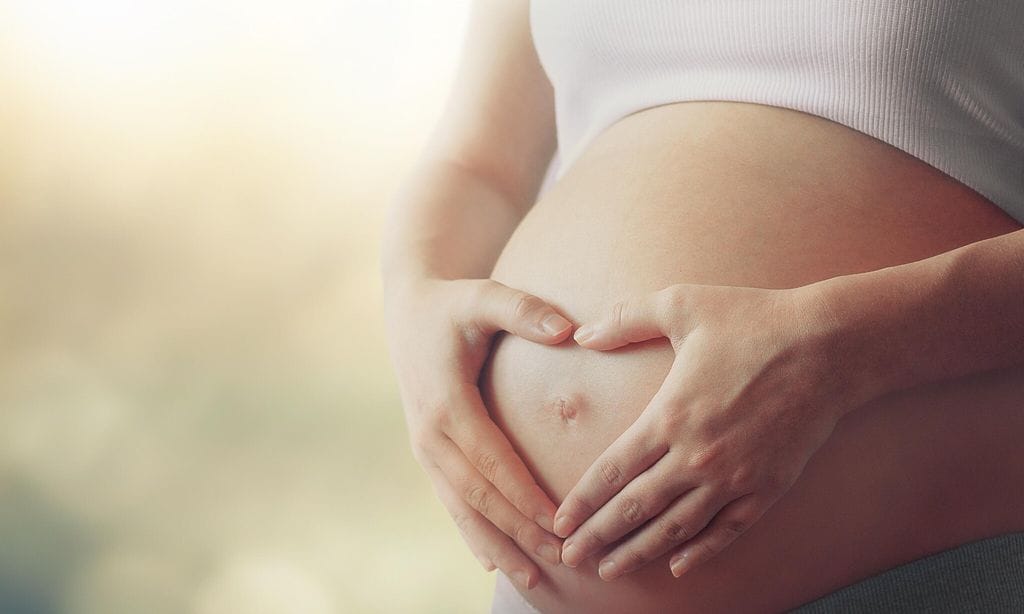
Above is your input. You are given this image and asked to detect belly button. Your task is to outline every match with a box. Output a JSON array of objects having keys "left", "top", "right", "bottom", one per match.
[{"left": 550, "top": 394, "right": 582, "bottom": 425}]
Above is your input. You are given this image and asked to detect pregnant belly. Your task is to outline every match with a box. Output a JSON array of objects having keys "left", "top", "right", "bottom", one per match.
[{"left": 478, "top": 101, "right": 1024, "bottom": 613}]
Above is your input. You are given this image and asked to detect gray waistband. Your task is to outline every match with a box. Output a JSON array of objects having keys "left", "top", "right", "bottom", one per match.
[{"left": 789, "top": 531, "right": 1024, "bottom": 613}]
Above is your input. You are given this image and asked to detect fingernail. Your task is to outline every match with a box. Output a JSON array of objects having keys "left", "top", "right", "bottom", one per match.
[
  {"left": 541, "top": 314, "right": 571, "bottom": 336},
  {"left": 536, "top": 542, "right": 561, "bottom": 566},
  {"left": 598, "top": 559, "right": 618, "bottom": 581},
  {"left": 573, "top": 325, "right": 593, "bottom": 344},
  {"left": 561, "top": 543, "right": 579, "bottom": 568},
  {"left": 535, "top": 514, "right": 554, "bottom": 533},
  {"left": 553, "top": 515, "right": 571, "bottom": 538},
  {"left": 670, "top": 551, "right": 692, "bottom": 578},
  {"left": 512, "top": 570, "right": 533, "bottom": 590}
]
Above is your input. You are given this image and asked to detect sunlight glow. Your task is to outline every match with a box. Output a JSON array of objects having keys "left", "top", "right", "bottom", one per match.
[{"left": 0, "top": 0, "right": 489, "bottom": 612}]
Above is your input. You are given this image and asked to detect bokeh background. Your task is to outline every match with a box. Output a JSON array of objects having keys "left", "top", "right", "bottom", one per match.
[{"left": 0, "top": 1, "right": 495, "bottom": 612}]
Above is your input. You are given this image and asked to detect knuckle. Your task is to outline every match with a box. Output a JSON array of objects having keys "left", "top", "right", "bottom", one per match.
[
  {"left": 434, "top": 406, "right": 453, "bottom": 432},
  {"left": 663, "top": 517, "right": 692, "bottom": 543},
  {"left": 652, "top": 287, "right": 675, "bottom": 322},
  {"left": 465, "top": 484, "right": 492, "bottom": 515},
  {"left": 619, "top": 497, "right": 646, "bottom": 524},
  {"left": 720, "top": 517, "right": 748, "bottom": 539},
  {"left": 727, "top": 464, "right": 757, "bottom": 493},
  {"left": 510, "top": 292, "right": 544, "bottom": 321},
  {"left": 511, "top": 520, "right": 532, "bottom": 546},
  {"left": 464, "top": 278, "right": 490, "bottom": 306},
  {"left": 414, "top": 394, "right": 441, "bottom": 418},
  {"left": 566, "top": 497, "right": 595, "bottom": 523},
  {"left": 453, "top": 317, "right": 485, "bottom": 347},
  {"left": 503, "top": 487, "right": 531, "bottom": 515},
  {"left": 623, "top": 548, "right": 648, "bottom": 570},
  {"left": 685, "top": 443, "right": 722, "bottom": 474},
  {"left": 455, "top": 282, "right": 492, "bottom": 339},
  {"left": 661, "top": 284, "right": 687, "bottom": 313},
  {"left": 454, "top": 278, "right": 486, "bottom": 314},
  {"left": 409, "top": 431, "right": 438, "bottom": 466},
  {"left": 490, "top": 546, "right": 524, "bottom": 574},
  {"left": 695, "top": 537, "right": 721, "bottom": 559},
  {"left": 610, "top": 300, "right": 629, "bottom": 329},
  {"left": 410, "top": 439, "right": 430, "bottom": 465},
  {"left": 475, "top": 451, "right": 500, "bottom": 483},
  {"left": 660, "top": 285, "right": 693, "bottom": 342},
  {"left": 656, "top": 405, "right": 686, "bottom": 433},
  {"left": 582, "top": 525, "right": 606, "bottom": 548},
  {"left": 417, "top": 396, "right": 452, "bottom": 430},
  {"left": 450, "top": 510, "right": 473, "bottom": 534},
  {"left": 599, "top": 459, "right": 623, "bottom": 486}
]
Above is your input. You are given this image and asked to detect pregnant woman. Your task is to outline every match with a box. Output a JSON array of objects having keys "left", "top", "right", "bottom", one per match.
[{"left": 381, "top": 1, "right": 1024, "bottom": 612}]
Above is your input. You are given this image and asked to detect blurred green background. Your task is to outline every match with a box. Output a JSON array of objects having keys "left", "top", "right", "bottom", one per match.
[{"left": 0, "top": 1, "right": 495, "bottom": 612}]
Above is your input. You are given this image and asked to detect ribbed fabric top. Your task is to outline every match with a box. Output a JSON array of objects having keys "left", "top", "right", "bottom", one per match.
[{"left": 530, "top": 1, "right": 1024, "bottom": 224}]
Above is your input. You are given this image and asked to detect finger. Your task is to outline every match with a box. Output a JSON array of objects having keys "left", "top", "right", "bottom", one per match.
[
  {"left": 668, "top": 492, "right": 765, "bottom": 578},
  {"left": 426, "top": 463, "right": 543, "bottom": 592},
  {"left": 595, "top": 485, "right": 727, "bottom": 581},
  {"left": 445, "top": 380, "right": 560, "bottom": 532},
  {"left": 553, "top": 363, "right": 690, "bottom": 540},
  {"left": 573, "top": 287, "right": 675, "bottom": 350},
  {"left": 560, "top": 454, "right": 692, "bottom": 568},
  {"left": 468, "top": 279, "right": 573, "bottom": 343},
  {"left": 553, "top": 413, "right": 668, "bottom": 540},
  {"left": 433, "top": 434, "right": 563, "bottom": 566}
]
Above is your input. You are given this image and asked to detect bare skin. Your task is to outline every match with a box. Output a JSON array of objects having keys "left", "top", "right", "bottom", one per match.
[
  {"left": 380, "top": 1, "right": 1024, "bottom": 610},
  {"left": 479, "top": 100, "right": 1024, "bottom": 612},
  {"left": 381, "top": 0, "right": 568, "bottom": 591}
]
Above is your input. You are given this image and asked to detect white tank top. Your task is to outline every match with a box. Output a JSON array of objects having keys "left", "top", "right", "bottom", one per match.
[{"left": 530, "top": 0, "right": 1024, "bottom": 224}]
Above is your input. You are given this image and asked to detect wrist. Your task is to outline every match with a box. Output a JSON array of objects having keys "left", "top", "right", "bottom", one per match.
[
  {"left": 380, "top": 255, "right": 452, "bottom": 299},
  {"left": 792, "top": 278, "right": 893, "bottom": 418},
  {"left": 380, "top": 269, "right": 437, "bottom": 328}
]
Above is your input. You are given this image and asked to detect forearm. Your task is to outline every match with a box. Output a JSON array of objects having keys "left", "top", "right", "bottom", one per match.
[
  {"left": 380, "top": 156, "right": 526, "bottom": 297},
  {"left": 808, "top": 227, "right": 1024, "bottom": 411}
]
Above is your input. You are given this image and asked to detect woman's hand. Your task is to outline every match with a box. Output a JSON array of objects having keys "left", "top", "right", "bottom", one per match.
[
  {"left": 383, "top": 277, "right": 572, "bottom": 591},
  {"left": 552, "top": 283, "right": 864, "bottom": 580}
]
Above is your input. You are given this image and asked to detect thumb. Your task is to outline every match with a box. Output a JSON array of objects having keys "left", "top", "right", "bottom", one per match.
[
  {"left": 472, "top": 280, "right": 573, "bottom": 343},
  {"left": 573, "top": 290, "right": 671, "bottom": 350}
]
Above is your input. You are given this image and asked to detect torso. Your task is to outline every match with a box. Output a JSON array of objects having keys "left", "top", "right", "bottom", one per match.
[{"left": 479, "top": 101, "right": 1024, "bottom": 613}]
